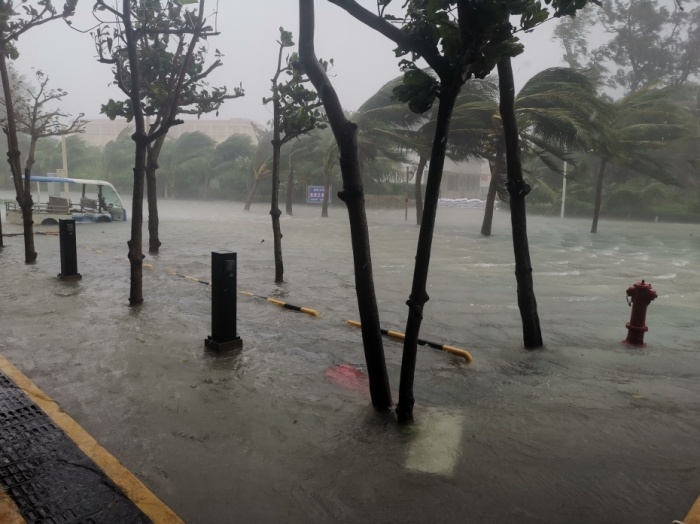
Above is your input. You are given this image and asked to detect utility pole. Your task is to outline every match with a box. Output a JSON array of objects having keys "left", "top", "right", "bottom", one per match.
[{"left": 560, "top": 157, "right": 567, "bottom": 219}]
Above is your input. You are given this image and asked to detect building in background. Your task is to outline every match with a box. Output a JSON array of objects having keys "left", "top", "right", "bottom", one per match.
[
  {"left": 439, "top": 159, "right": 491, "bottom": 199},
  {"left": 83, "top": 118, "right": 260, "bottom": 148}
]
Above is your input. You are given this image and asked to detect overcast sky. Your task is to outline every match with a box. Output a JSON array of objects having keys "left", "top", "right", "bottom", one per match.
[{"left": 15, "top": 1, "right": 566, "bottom": 127}]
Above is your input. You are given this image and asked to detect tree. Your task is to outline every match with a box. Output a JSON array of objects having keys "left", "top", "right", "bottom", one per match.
[
  {"left": 13, "top": 70, "right": 85, "bottom": 257},
  {"left": 299, "top": 0, "right": 393, "bottom": 411},
  {"left": 158, "top": 131, "right": 215, "bottom": 198},
  {"left": 323, "top": 0, "right": 593, "bottom": 423},
  {"left": 264, "top": 27, "right": 326, "bottom": 283},
  {"left": 209, "top": 133, "right": 255, "bottom": 200},
  {"left": 102, "top": 126, "right": 135, "bottom": 191},
  {"left": 590, "top": 84, "right": 694, "bottom": 232},
  {"left": 93, "top": 0, "right": 240, "bottom": 304},
  {"left": 0, "top": 0, "right": 77, "bottom": 260},
  {"left": 457, "top": 68, "right": 607, "bottom": 236},
  {"left": 243, "top": 127, "right": 273, "bottom": 210},
  {"left": 553, "top": 0, "right": 700, "bottom": 94},
  {"left": 95, "top": 0, "right": 243, "bottom": 255}
]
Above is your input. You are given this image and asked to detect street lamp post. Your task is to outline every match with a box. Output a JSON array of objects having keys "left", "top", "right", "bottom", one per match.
[{"left": 560, "top": 157, "right": 567, "bottom": 219}]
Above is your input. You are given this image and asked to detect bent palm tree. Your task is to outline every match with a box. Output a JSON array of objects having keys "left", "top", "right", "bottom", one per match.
[
  {"left": 590, "top": 84, "right": 695, "bottom": 232},
  {"left": 450, "top": 68, "right": 607, "bottom": 236}
]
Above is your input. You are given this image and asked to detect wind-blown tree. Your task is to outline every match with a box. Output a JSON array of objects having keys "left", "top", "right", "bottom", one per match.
[
  {"left": 243, "top": 127, "right": 273, "bottom": 210},
  {"left": 158, "top": 131, "right": 215, "bottom": 198},
  {"left": 554, "top": 0, "right": 700, "bottom": 94},
  {"left": 458, "top": 68, "right": 608, "bottom": 236},
  {"left": 322, "top": 0, "right": 594, "bottom": 422},
  {"left": 102, "top": 125, "right": 135, "bottom": 191},
  {"left": 32, "top": 135, "right": 103, "bottom": 178},
  {"left": 299, "top": 0, "right": 393, "bottom": 411},
  {"left": 357, "top": 73, "right": 496, "bottom": 224},
  {"left": 590, "top": 84, "right": 695, "bottom": 232},
  {"left": 95, "top": 0, "right": 243, "bottom": 255},
  {"left": 279, "top": 127, "right": 322, "bottom": 214},
  {"left": 265, "top": 27, "right": 326, "bottom": 283},
  {"left": 320, "top": 135, "right": 338, "bottom": 217},
  {"left": 0, "top": 0, "right": 77, "bottom": 260},
  {"left": 209, "top": 133, "right": 255, "bottom": 200}
]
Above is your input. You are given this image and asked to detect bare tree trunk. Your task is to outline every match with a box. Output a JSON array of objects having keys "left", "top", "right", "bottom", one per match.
[
  {"left": 591, "top": 157, "right": 607, "bottom": 234},
  {"left": 396, "top": 78, "right": 462, "bottom": 423},
  {"left": 271, "top": 124, "right": 284, "bottom": 283},
  {"left": 244, "top": 177, "right": 261, "bottom": 211},
  {"left": 20, "top": 138, "right": 39, "bottom": 263},
  {"left": 0, "top": 51, "right": 35, "bottom": 263},
  {"left": 128, "top": 138, "right": 147, "bottom": 305},
  {"left": 480, "top": 143, "right": 504, "bottom": 237},
  {"left": 414, "top": 155, "right": 426, "bottom": 225},
  {"left": 123, "top": 2, "right": 147, "bottom": 306},
  {"left": 146, "top": 137, "right": 165, "bottom": 254},
  {"left": 497, "top": 57, "right": 542, "bottom": 349},
  {"left": 300, "top": 0, "right": 392, "bottom": 411},
  {"left": 285, "top": 166, "right": 294, "bottom": 215}
]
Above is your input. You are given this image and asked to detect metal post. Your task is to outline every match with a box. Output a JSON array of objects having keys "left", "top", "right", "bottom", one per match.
[
  {"left": 560, "top": 158, "right": 567, "bottom": 219},
  {"left": 205, "top": 251, "right": 243, "bottom": 352},
  {"left": 58, "top": 219, "right": 81, "bottom": 281}
]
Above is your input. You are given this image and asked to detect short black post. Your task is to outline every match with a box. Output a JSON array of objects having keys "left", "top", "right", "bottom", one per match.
[
  {"left": 205, "top": 251, "right": 242, "bottom": 352},
  {"left": 58, "top": 219, "right": 81, "bottom": 281}
]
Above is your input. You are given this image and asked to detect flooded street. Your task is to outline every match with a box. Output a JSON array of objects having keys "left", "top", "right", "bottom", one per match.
[{"left": 1, "top": 198, "right": 699, "bottom": 523}]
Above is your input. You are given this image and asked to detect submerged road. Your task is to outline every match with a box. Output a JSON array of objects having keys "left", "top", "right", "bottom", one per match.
[{"left": 1, "top": 201, "right": 699, "bottom": 522}]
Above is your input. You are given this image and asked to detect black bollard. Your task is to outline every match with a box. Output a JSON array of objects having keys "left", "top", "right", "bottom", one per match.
[
  {"left": 205, "top": 251, "right": 243, "bottom": 352},
  {"left": 58, "top": 219, "right": 81, "bottom": 281}
]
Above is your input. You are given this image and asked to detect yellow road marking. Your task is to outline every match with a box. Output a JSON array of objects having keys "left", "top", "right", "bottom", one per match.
[{"left": 0, "top": 355, "right": 183, "bottom": 524}]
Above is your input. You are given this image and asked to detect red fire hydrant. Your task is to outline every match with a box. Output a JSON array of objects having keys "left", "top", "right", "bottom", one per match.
[{"left": 624, "top": 280, "right": 657, "bottom": 346}]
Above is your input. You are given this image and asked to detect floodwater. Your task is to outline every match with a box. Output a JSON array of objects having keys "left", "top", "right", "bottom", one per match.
[{"left": 1, "top": 196, "right": 699, "bottom": 523}]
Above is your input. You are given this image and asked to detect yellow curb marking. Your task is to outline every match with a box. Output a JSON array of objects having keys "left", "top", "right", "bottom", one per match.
[
  {"left": 686, "top": 495, "right": 700, "bottom": 524},
  {"left": 0, "top": 355, "right": 183, "bottom": 524},
  {"left": 0, "top": 489, "right": 24, "bottom": 523}
]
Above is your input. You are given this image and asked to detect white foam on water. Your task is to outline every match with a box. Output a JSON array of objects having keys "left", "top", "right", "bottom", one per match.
[{"left": 405, "top": 408, "right": 465, "bottom": 476}]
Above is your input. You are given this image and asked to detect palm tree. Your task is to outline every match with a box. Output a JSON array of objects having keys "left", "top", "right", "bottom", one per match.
[
  {"left": 243, "top": 127, "right": 273, "bottom": 211},
  {"left": 448, "top": 68, "right": 608, "bottom": 236},
  {"left": 158, "top": 132, "right": 216, "bottom": 200},
  {"left": 208, "top": 133, "right": 255, "bottom": 200},
  {"left": 356, "top": 74, "right": 499, "bottom": 224},
  {"left": 590, "top": 84, "right": 695, "bottom": 233}
]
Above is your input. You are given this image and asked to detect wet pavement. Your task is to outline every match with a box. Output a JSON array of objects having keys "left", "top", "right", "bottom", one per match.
[
  {"left": 0, "top": 200, "right": 699, "bottom": 523},
  {"left": 0, "top": 364, "right": 151, "bottom": 523}
]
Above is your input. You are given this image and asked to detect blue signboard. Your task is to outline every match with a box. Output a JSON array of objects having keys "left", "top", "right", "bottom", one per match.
[{"left": 307, "top": 185, "right": 330, "bottom": 204}]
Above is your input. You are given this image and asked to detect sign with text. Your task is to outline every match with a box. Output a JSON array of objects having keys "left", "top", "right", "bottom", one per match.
[{"left": 307, "top": 185, "right": 331, "bottom": 204}]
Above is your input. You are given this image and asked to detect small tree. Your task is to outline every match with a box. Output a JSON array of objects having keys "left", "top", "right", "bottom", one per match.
[
  {"left": 0, "top": 0, "right": 77, "bottom": 261},
  {"left": 325, "top": 0, "right": 594, "bottom": 422},
  {"left": 264, "top": 27, "right": 326, "bottom": 283},
  {"left": 13, "top": 70, "right": 84, "bottom": 254},
  {"left": 95, "top": 0, "right": 243, "bottom": 255},
  {"left": 299, "top": 0, "right": 393, "bottom": 411},
  {"left": 93, "top": 0, "right": 241, "bottom": 304}
]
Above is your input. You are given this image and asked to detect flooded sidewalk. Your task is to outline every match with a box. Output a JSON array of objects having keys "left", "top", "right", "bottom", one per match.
[{"left": 0, "top": 201, "right": 698, "bottom": 523}]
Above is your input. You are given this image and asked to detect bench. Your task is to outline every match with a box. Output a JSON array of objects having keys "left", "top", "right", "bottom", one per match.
[
  {"left": 47, "top": 196, "right": 70, "bottom": 214},
  {"left": 81, "top": 197, "right": 99, "bottom": 212}
]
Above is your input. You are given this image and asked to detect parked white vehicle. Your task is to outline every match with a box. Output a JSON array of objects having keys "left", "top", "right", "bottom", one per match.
[{"left": 5, "top": 175, "right": 127, "bottom": 225}]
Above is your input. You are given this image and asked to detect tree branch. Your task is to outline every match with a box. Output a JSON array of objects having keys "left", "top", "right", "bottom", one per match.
[{"left": 327, "top": 0, "right": 449, "bottom": 74}]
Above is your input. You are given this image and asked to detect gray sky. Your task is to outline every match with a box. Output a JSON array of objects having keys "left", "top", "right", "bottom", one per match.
[{"left": 15, "top": 1, "right": 565, "bottom": 128}]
